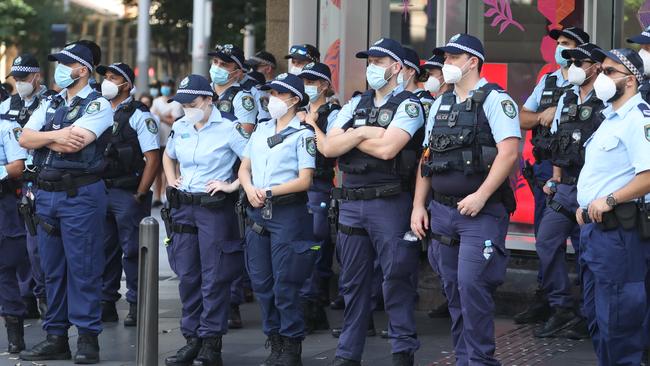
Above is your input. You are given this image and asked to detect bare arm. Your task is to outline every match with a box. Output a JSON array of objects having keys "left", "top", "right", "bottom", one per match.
[
  {"left": 162, "top": 151, "right": 178, "bottom": 184},
  {"left": 4, "top": 160, "right": 25, "bottom": 180},
  {"left": 356, "top": 127, "right": 411, "bottom": 160},
  {"left": 270, "top": 169, "right": 314, "bottom": 196},
  {"left": 612, "top": 171, "right": 650, "bottom": 203},
  {"left": 137, "top": 150, "right": 161, "bottom": 194},
  {"left": 320, "top": 128, "right": 366, "bottom": 157}
]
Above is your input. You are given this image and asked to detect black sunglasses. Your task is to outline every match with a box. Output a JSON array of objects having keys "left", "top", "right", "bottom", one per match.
[
  {"left": 567, "top": 59, "right": 594, "bottom": 68},
  {"left": 601, "top": 66, "right": 632, "bottom": 77}
]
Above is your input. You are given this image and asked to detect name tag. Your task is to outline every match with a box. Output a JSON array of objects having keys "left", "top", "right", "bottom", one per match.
[
  {"left": 353, "top": 118, "right": 367, "bottom": 127},
  {"left": 439, "top": 104, "right": 451, "bottom": 112},
  {"left": 542, "top": 90, "right": 553, "bottom": 96},
  {"left": 181, "top": 133, "right": 190, "bottom": 139},
  {"left": 8, "top": 110, "right": 18, "bottom": 116}
]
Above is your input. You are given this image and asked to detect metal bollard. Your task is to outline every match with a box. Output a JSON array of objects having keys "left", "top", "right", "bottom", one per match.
[{"left": 136, "top": 217, "right": 159, "bottom": 366}]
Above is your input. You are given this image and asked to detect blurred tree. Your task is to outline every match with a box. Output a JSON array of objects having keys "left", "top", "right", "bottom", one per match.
[{"left": 0, "top": 0, "right": 35, "bottom": 57}]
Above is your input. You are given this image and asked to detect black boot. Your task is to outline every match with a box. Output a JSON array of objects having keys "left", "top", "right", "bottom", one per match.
[
  {"left": 244, "top": 287, "right": 255, "bottom": 303},
  {"left": 380, "top": 329, "right": 389, "bottom": 339},
  {"left": 392, "top": 351, "right": 414, "bottom": 366},
  {"left": 101, "top": 301, "right": 118, "bottom": 323},
  {"left": 311, "top": 301, "right": 330, "bottom": 331},
  {"left": 228, "top": 304, "right": 243, "bottom": 329},
  {"left": 165, "top": 337, "right": 202, "bottom": 366},
  {"left": 329, "top": 295, "right": 345, "bottom": 310},
  {"left": 274, "top": 336, "right": 302, "bottom": 366},
  {"left": 4, "top": 316, "right": 25, "bottom": 354},
  {"left": 260, "top": 334, "right": 283, "bottom": 366},
  {"left": 318, "top": 278, "right": 331, "bottom": 305},
  {"left": 74, "top": 334, "right": 100, "bottom": 364},
  {"left": 19, "top": 334, "right": 71, "bottom": 361},
  {"left": 124, "top": 302, "right": 137, "bottom": 327},
  {"left": 192, "top": 337, "right": 223, "bottom": 366},
  {"left": 24, "top": 296, "right": 40, "bottom": 319},
  {"left": 513, "top": 288, "right": 551, "bottom": 324},
  {"left": 533, "top": 307, "right": 578, "bottom": 338},
  {"left": 561, "top": 317, "right": 590, "bottom": 340},
  {"left": 38, "top": 297, "right": 48, "bottom": 320},
  {"left": 329, "top": 357, "right": 361, "bottom": 366},
  {"left": 301, "top": 301, "right": 316, "bottom": 334},
  {"left": 427, "top": 300, "right": 450, "bottom": 318}
]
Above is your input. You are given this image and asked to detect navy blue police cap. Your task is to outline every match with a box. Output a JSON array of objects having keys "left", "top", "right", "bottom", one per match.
[
  {"left": 593, "top": 48, "right": 645, "bottom": 84},
  {"left": 247, "top": 51, "right": 277, "bottom": 68},
  {"left": 627, "top": 25, "right": 650, "bottom": 45},
  {"left": 402, "top": 47, "right": 422, "bottom": 75},
  {"left": 433, "top": 33, "right": 485, "bottom": 62},
  {"left": 48, "top": 43, "right": 94, "bottom": 71},
  {"left": 247, "top": 70, "right": 266, "bottom": 85},
  {"left": 169, "top": 74, "right": 214, "bottom": 104},
  {"left": 9, "top": 54, "right": 40, "bottom": 78},
  {"left": 208, "top": 44, "right": 247, "bottom": 70},
  {"left": 422, "top": 54, "right": 445, "bottom": 70},
  {"left": 259, "top": 72, "right": 309, "bottom": 107},
  {"left": 96, "top": 62, "right": 135, "bottom": 86},
  {"left": 356, "top": 38, "right": 405, "bottom": 65},
  {"left": 285, "top": 44, "right": 320, "bottom": 63},
  {"left": 549, "top": 27, "right": 590, "bottom": 45},
  {"left": 297, "top": 62, "right": 332, "bottom": 84},
  {"left": 561, "top": 43, "right": 601, "bottom": 62},
  {"left": 65, "top": 40, "right": 102, "bottom": 66}
]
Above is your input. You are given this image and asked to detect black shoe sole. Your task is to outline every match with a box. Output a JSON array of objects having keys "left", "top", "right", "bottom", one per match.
[
  {"left": 533, "top": 317, "right": 580, "bottom": 338},
  {"left": 124, "top": 320, "right": 137, "bottom": 327},
  {"left": 20, "top": 351, "right": 72, "bottom": 361},
  {"left": 166, "top": 361, "right": 194, "bottom": 366},
  {"left": 74, "top": 356, "right": 100, "bottom": 364}
]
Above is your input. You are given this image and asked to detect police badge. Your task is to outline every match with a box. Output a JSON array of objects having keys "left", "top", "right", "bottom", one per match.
[
  {"left": 67, "top": 106, "right": 80, "bottom": 120},
  {"left": 12, "top": 127, "right": 22, "bottom": 141},
  {"left": 145, "top": 118, "right": 158, "bottom": 134},
  {"left": 85, "top": 101, "right": 101, "bottom": 115},
  {"left": 235, "top": 123, "right": 250, "bottom": 139},
  {"left": 377, "top": 109, "right": 392, "bottom": 127},
  {"left": 501, "top": 100, "right": 517, "bottom": 118},
  {"left": 405, "top": 103, "right": 419, "bottom": 118},
  {"left": 242, "top": 96, "right": 255, "bottom": 111},
  {"left": 579, "top": 106, "right": 592, "bottom": 121},
  {"left": 305, "top": 137, "right": 316, "bottom": 156}
]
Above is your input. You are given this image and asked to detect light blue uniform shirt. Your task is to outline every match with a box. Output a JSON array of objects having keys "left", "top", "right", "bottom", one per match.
[
  {"left": 222, "top": 82, "right": 258, "bottom": 125},
  {"left": 424, "top": 78, "right": 521, "bottom": 147},
  {"left": 331, "top": 85, "right": 424, "bottom": 137},
  {"left": 114, "top": 97, "right": 160, "bottom": 153},
  {"left": 523, "top": 68, "right": 569, "bottom": 112},
  {"left": 24, "top": 83, "right": 113, "bottom": 138},
  {"left": 166, "top": 107, "right": 249, "bottom": 193},
  {"left": 550, "top": 85, "right": 597, "bottom": 133},
  {"left": 243, "top": 115, "right": 315, "bottom": 188},
  {"left": 306, "top": 104, "right": 340, "bottom": 132},
  {"left": 0, "top": 121, "right": 28, "bottom": 166},
  {"left": 577, "top": 93, "right": 650, "bottom": 208}
]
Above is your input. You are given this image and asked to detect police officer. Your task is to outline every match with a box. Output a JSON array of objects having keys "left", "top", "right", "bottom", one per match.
[
  {"left": 96, "top": 62, "right": 161, "bottom": 326},
  {"left": 421, "top": 54, "right": 452, "bottom": 97},
  {"left": 18, "top": 42, "right": 113, "bottom": 364},
  {"left": 412, "top": 34, "right": 520, "bottom": 365},
  {"left": 248, "top": 50, "right": 277, "bottom": 82},
  {"left": 0, "top": 109, "right": 29, "bottom": 354},
  {"left": 575, "top": 47, "right": 650, "bottom": 366},
  {"left": 627, "top": 26, "right": 650, "bottom": 102},
  {"left": 208, "top": 44, "right": 258, "bottom": 134},
  {"left": 285, "top": 44, "right": 320, "bottom": 75},
  {"left": 0, "top": 54, "right": 51, "bottom": 320},
  {"left": 316, "top": 37, "right": 423, "bottom": 366},
  {"left": 516, "top": 26, "right": 590, "bottom": 325},
  {"left": 531, "top": 43, "right": 603, "bottom": 340},
  {"left": 162, "top": 75, "right": 248, "bottom": 366},
  {"left": 238, "top": 73, "right": 317, "bottom": 366},
  {"left": 400, "top": 47, "right": 434, "bottom": 120},
  {"left": 296, "top": 62, "right": 340, "bottom": 333}
]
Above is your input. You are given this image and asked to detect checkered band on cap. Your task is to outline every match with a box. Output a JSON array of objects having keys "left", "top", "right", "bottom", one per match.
[
  {"left": 60, "top": 50, "right": 93, "bottom": 71},
  {"left": 108, "top": 64, "right": 133, "bottom": 85},
  {"left": 176, "top": 89, "right": 213, "bottom": 97},
  {"left": 272, "top": 80, "right": 304, "bottom": 100},
  {"left": 11, "top": 66, "right": 40, "bottom": 73},
  {"left": 643, "top": 31, "right": 650, "bottom": 38},
  {"left": 299, "top": 69, "right": 331, "bottom": 84},
  {"left": 446, "top": 42, "right": 485, "bottom": 61},
  {"left": 611, "top": 49, "right": 644, "bottom": 83},
  {"left": 249, "top": 56, "right": 274, "bottom": 66},
  {"left": 403, "top": 59, "right": 421, "bottom": 73},
  {"left": 368, "top": 46, "right": 403, "bottom": 65},
  {"left": 564, "top": 28, "right": 586, "bottom": 44},
  {"left": 574, "top": 46, "right": 592, "bottom": 58},
  {"left": 424, "top": 60, "right": 443, "bottom": 68}
]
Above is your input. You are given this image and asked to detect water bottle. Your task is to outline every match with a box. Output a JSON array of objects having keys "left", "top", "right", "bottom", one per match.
[
  {"left": 320, "top": 201, "right": 327, "bottom": 209},
  {"left": 403, "top": 230, "right": 419, "bottom": 242},
  {"left": 483, "top": 240, "right": 494, "bottom": 260}
]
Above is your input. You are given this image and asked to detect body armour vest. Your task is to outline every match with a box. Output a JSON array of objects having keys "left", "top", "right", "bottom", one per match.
[
  {"left": 338, "top": 89, "right": 421, "bottom": 188},
  {"left": 33, "top": 91, "right": 110, "bottom": 181},
  {"left": 0, "top": 94, "right": 42, "bottom": 127},
  {"left": 550, "top": 90, "right": 604, "bottom": 180},
  {"left": 531, "top": 74, "right": 569, "bottom": 162},
  {"left": 313, "top": 102, "right": 340, "bottom": 182},
  {"left": 103, "top": 100, "right": 147, "bottom": 183},
  {"left": 421, "top": 83, "right": 502, "bottom": 196},
  {"left": 215, "top": 85, "right": 246, "bottom": 114},
  {"left": 414, "top": 89, "right": 434, "bottom": 120}
]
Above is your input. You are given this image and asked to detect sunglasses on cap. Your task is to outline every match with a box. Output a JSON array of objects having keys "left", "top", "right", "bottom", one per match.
[
  {"left": 214, "top": 44, "right": 235, "bottom": 55},
  {"left": 290, "top": 45, "right": 309, "bottom": 56},
  {"left": 567, "top": 59, "right": 594, "bottom": 68}
]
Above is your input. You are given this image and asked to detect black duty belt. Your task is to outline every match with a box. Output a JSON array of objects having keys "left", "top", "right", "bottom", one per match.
[
  {"left": 103, "top": 175, "right": 141, "bottom": 190},
  {"left": 331, "top": 183, "right": 402, "bottom": 201},
  {"left": 547, "top": 199, "right": 576, "bottom": 223},
  {"left": 170, "top": 190, "right": 237, "bottom": 209},
  {"left": 430, "top": 232, "right": 460, "bottom": 247},
  {"left": 37, "top": 175, "right": 100, "bottom": 193},
  {"left": 560, "top": 176, "right": 578, "bottom": 185},
  {"left": 270, "top": 192, "right": 308, "bottom": 205},
  {"left": 338, "top": 223, "right": 368, "bottom": 236},
  {"left": 581, "top": 201, "right": 638, "bottom": 231},
  {"left": 432, "top": 191, "right": 501, "bottom": 208}
]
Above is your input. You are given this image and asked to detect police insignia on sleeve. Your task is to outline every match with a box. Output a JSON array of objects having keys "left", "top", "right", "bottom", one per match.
[
  {"left": 242, "top": 95, "right": 255, "bottom": 111},
  {"left": 67, "top": 106, "right": 81, "bottom": 120},
  {"left": 260, "top": 96, "right": 269, "bottom": 112},
  {"left": 145, "top": 118, "right": 158, "bottom": 134},
  {"left": 12, "top": 127, "right": 22, "bottom": 140},
  {"left": 235, "top": 123, "right": 250, "bottom": 139},
  {"left": 405, "top": 103, "right": 420, "bottom": 118},
  {"left": 501, "top": 100, "right": 517, "bottom": 118},
  {"left": 422, "top": 102, "right": 432, "bottom": 116},
  {"left": 85, "top": 101, "right": 101, "bottom": 115},
  {"left": 645, "top": 124, "right": 650, "bottom": 142},
  {"left": 218, "top": 101, "right": 231, "bottom": 112},
  {"left": 306, "top": 136, "right": 316, "bottom": 156},
  {"left": 579, "top": 106, "right": 592, "bottom": 121},
  {"left": 377, "top": 109, "right": 393, "bottom": 126}
]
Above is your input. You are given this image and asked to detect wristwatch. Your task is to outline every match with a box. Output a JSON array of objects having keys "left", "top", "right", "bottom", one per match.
[
  {"left": 606, "top": 193, "right": 617, "bottom": 208},
  {"left": 265, "top": 189, "right": 273, "bottom": 199}
]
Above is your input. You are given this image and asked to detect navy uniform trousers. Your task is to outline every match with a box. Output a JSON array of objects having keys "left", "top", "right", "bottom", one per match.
[
  {"left": 579, "top": 223, "right": 650, "bottom": 366},
  {"left": 335, "top": 192, "right": 420, "bottom": 361},
  {"left": 245, "top": 202, "right": 318, "bottom": 340},
  {"left": 166, "top": 200, "right": 244, "bottom": 338},
  {"left": 102, "top": 188, "right": 152, "bottom": 304},
  {"left": 535, "top": 183, "right": 581, "bottom": 309},
  {"left": 37, "top": 180, "right": 107, "bottom": 335},
  {"left": 0, "top": 193, "right": 29, "bottom": 317},
  {"left": 429, "top": 201, "right": 510, "bottom": 366}
]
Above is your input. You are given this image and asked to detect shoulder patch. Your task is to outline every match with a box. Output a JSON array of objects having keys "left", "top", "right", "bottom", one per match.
[
  {"left": 405, "top": 103, "right": 420, "bottom": 118},
  {"left": 235, "top": 123, "right": 251, "bottom": 139},
  {"left": 12, "top": 127, "right": 22, "bottom": 141},
  {"left": 638, "top": 103, "right": 650, "bottom": 118},
  {"left": 145, "top": 118, "right": 158, "bottom": 134},
  {"left": 242, "top": 95, "right": 255, "bottom": 111},
  {"left": 85, "top": 101, "right": 101, "bottom": 115},
  {"left": 645, "top": 124, "right": 650, "bottom": 142},
  {"left": 168, "top": 130, "right": 175, "bottom": 139},
  {"left": 305, "top": 136, "right": 316, "bottom": 156},
  {"left": 501, "top": 100, "right": 517, "bottom": 118}
]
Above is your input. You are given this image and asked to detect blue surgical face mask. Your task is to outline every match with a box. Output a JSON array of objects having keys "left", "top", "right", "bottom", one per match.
[
  {"left": 210, "top": 64, "right": 232, "bottom": 86},
  {"left": 161, "top": 86, "right": 172, "bottom": 96},
  {"left": 54, "top": 63, "right": 80, "bottom": 88},
  {"left": 304, "top": 84, "right": 321, "bottom": 102},
  {"left": 555, "top": 45, "right": 569, "bottom": 68},
  {"left": 366, "top": 63, "right": 395, "bottom": 90},
  {"left": 150, "top": 88, "right": 160, "bottom": 97}
]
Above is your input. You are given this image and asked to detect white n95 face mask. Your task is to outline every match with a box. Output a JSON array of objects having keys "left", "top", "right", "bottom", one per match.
[
  {"left": 424, "top": 76, "right": 442, "bottom": 93},
  {"left": 567, "top": 63, "right": 587, "bottom": 86}
]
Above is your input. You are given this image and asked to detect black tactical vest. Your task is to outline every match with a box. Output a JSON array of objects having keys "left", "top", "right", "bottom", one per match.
[
  {"left": 414, "top": 89, "right": 434, "bottom": 120},
  {"left": 103, "top": 100, "right": 147, "bottom": 183},
  {"left": 640, "top": 80, "right": 650, "bottom": 104},
  {"left": 240, "top": 77, "right": 259, "bottom": 91},
  {"left": 338, "top": 89, "right": 421, "bottom": 188},
  {"left": 312, "top": 102, "right": 340, "bottom": 181},
  {"left": 531, "top": 74, "right": 570, "bottom": 162},
  {"left": 550, "top": 90, "right": 604, "bottom": 179},
  {"left": 0, "top": 94, "right": 41, "bottom": 127},
  {"left": 215, "top": 85, "right": 245, "bottom": 114}
]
